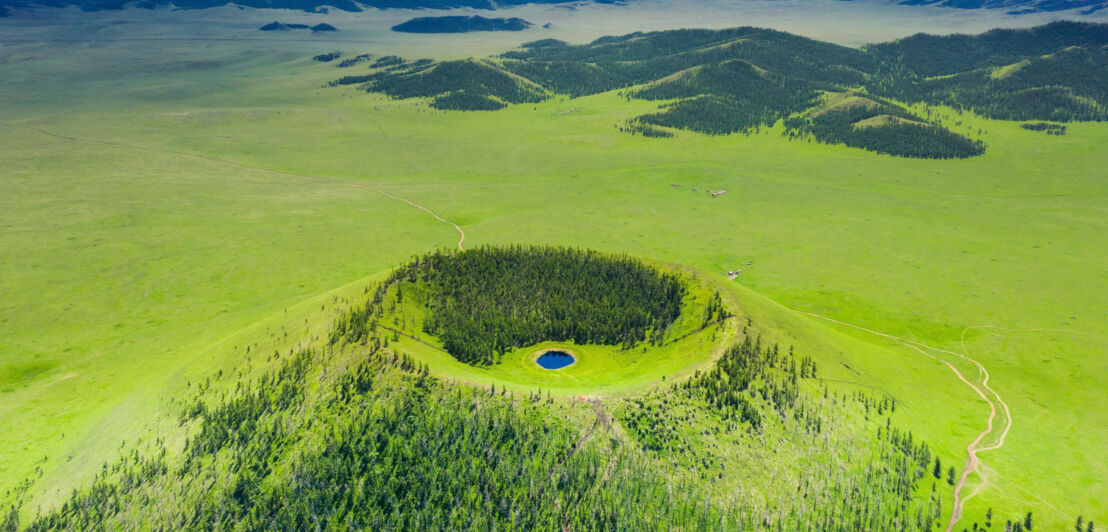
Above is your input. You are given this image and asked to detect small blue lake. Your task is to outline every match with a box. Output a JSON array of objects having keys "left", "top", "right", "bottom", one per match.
[{"left": 536, "top": 350, "right": 575, "bottom": 370}]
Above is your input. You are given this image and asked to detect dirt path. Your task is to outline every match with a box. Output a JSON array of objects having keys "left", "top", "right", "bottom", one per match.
[
  {"left": 796, "top": 311, "right": 1013, "bottom": 532},
  {"left": 3, "top": 122, "right": 467, "bottom": 251},
  {"left": 898, "top": 342, "right": 995, "bottom": 532}
]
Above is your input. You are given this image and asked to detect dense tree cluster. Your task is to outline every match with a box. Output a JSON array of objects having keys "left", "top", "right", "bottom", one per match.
[
  {"left": 617, "top": 329, "right": 943, "bottom": 530},
  {"left": 630, "top": 60, "right": 818, "bottom": 134},
  {"left": 327, "top": 58, "right": 435, "bottom": 88},
  {"left": 865, "top": 23, "right": 1108, "bottom": 122},
  {"left": 430, "top": 91, "right": 506, "bottom": 110},
  {"left": 387, "top": 246, "right": 685, "bottom": 365},
  {"left": 682, "top": 336, "right": 814, "bottom": 430},
  {"left": 864, "top": 21, "right": 1108, "bottom": 78},
  {"left": 335, "top": 53, "right": 372, "bottom": 68},
  {"left": 622, "top": 122, "right": 675, "bottom": 138},
  {"left": 311, "top": 51, "right": 341, "bottom": 63},
  {"left": 371, "top": 55, "right": 404, "bottom": 68},
  {"left": 364, "top": 60, "right": 545, "bottom": 106},
  {"left": 499, "top": 27, "right": 872, "bottom": 95},
  {"left": 1021, "top": 122, "right": 1067, "bottom": 135},
  {"left": 868, "top": 46, "right": 1108, "bottom": 122},
  {"left": 783, "top": 100, "right": 986, "bottom": 159}
]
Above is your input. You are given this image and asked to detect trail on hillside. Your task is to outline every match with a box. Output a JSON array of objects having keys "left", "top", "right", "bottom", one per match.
[
  {"left": 795, "top": 311, "right": 1013, "bottom": 532},
  {"left": 3, "top": 123, "right": 466, "bottom": 251}
]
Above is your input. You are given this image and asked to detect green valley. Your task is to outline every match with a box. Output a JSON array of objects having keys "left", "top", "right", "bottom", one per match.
[{"left": 0, "top": 13, "right": 1105, "bottom": 532}]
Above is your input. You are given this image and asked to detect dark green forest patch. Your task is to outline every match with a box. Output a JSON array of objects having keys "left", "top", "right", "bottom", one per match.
[
  {"left": 1020, "top": 121, "right": 1068, "bottom": 134},
  {"left": 312, "top": 51, "right": 342, "bottom": 62},
  {"left": 784, "top": 92, "right": 986, "bottom": 159},
  {"left": 340, "top": 60, "right": 545, "bottom": 108},
  {"left": 431, "top": 91, "right": 506, "bottom": 111},
  {"left": 630, "top": 60, "right": 819, "bottom": 134}
]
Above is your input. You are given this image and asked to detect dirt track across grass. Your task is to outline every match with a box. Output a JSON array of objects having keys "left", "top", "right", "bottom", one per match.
[{"left": 796, "top": 311, "right": 1013, "bottom": 532}]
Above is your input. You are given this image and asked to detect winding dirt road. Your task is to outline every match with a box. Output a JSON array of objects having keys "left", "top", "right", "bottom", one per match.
[
  {"left": 796, "top": 311, "right": 1012, "bottom": 532},
  {"left": 3, "top": 123, "right": 467, "bottom": 251}
]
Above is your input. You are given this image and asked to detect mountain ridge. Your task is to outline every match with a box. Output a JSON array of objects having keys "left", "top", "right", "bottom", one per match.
[{"left": 329, "top": 21, "right": 1108, "bottom": 158}]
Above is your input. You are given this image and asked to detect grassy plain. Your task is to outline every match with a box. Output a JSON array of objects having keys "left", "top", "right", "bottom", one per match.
[{"left": 0, "top": 17, "right": 1105, "bottom": 530}]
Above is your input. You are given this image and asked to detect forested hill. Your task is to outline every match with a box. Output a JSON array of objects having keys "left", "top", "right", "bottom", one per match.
[
  {"left": 9, "top": 249, "right": 953, "bottom": 530},
  {"left": 331, "top": 21, "right": 1108, "bottom": 159},
  {"left": 866, "top": 21, "right": 1108, "bottom": 76}
]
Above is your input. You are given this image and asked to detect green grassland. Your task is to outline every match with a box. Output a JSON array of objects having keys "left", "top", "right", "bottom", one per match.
[{"left": 0, "top": 21, "right": 1105, "bottom": 531}]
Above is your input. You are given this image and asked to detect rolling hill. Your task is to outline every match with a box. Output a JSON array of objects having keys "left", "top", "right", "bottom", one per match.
[{"left": 330, "top": 22, "right": 1108, "bottom": 158}]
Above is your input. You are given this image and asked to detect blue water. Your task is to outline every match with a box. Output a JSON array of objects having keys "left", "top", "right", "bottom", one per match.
[{"left": 536, "top": 351, "right": 575, "bottom": 370}]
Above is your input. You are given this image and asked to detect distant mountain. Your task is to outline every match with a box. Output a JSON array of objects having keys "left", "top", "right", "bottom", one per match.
[
  {"left": 392, "top": 15, "right": 532, "bottom": 34},
  {"left": 259, "top": 20, "right": 337, "bottom": 31},
  {"left": 899, "top": 0, "right": 1107, "bottom": 15},
  {"left": 259, "top": 21, "right": 308, "bottom": 30},
  {"left": 0, "top": 0, "right": 1100, "bottom": 14},
  {"left": 0, "top": 0, "right": 577, "bottom": 13}
]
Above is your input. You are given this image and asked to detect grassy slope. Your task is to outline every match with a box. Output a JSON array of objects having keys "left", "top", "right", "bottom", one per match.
[{"left": 0, "top": 33, "right": 1104, "bottom": 529}]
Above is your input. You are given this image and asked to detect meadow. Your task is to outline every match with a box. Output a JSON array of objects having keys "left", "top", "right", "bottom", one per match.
[{"left": 0, "top": 14, "right": 1105, "bottom": 530}]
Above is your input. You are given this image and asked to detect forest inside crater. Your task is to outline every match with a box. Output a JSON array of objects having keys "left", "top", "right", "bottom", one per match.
[{"left": 333, "top": 246, "right": 691, "bottom": 365}]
